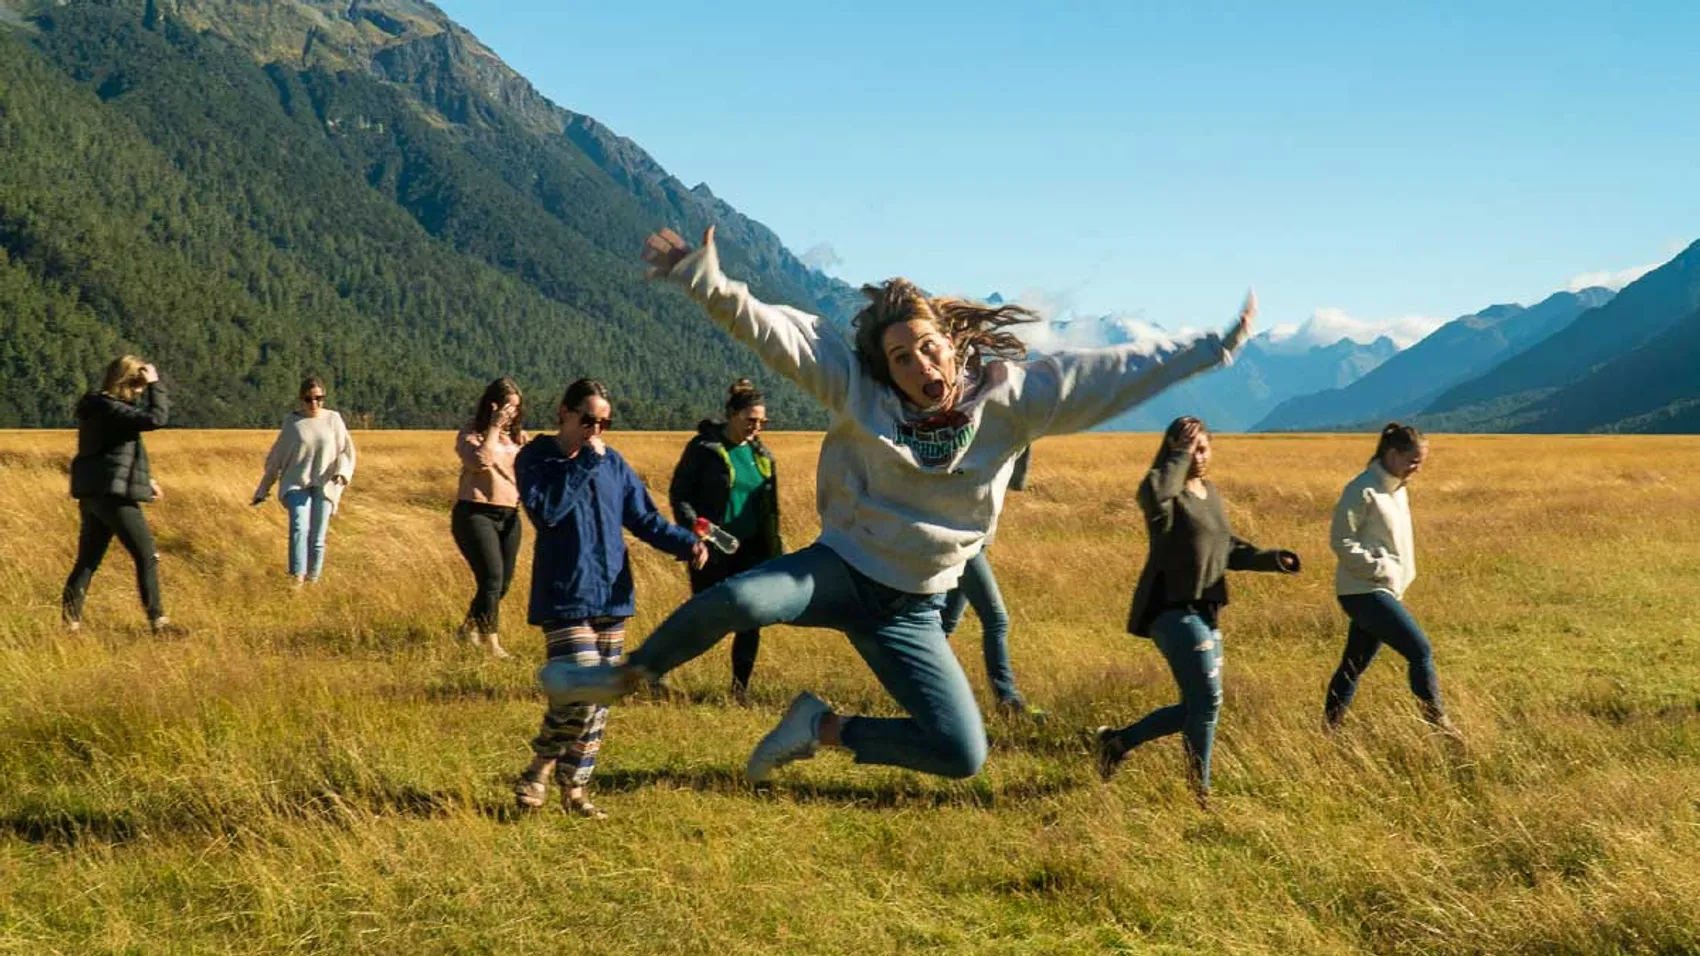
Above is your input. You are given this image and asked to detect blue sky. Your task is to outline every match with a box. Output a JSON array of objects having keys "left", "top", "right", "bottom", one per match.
[{"left": 436, "top": 1, "right": 1699, "bottom": 348}]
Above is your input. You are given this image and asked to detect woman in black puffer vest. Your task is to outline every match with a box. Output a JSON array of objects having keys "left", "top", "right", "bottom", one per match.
[
  {"left": 61, "top": 355, "right": 184, "bottom": 636},
  {"left": 667, "top": 378, "right": 784, "bottom": 703}
]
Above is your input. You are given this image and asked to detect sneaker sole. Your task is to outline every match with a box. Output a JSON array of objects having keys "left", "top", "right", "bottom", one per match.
[{"left": 537, "top": 661, "right": 624, "bottom": 708}]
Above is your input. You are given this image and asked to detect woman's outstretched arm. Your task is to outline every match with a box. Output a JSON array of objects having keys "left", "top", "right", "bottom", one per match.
[
  {"left": 645, "top": 227, "right": 856, "bottom": 413},
  {"left": 1021, "top": 293, "right": 1255, "bottom": 437}
]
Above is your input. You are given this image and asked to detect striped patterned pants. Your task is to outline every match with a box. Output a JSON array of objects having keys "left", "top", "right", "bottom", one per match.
[{"left": 530, "top": 617, "right": 626, "bottom": 787}]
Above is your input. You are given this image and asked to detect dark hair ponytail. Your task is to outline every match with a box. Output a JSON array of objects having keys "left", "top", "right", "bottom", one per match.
[
  {"left": 725, "top": 377, "right": 764, "bottom": 415},
  {"left": 560, "top": 378, "right": 609, "bottom": 412},
  {"left": 1372, "top": 421, "right": 1425, "bottom": 464}
]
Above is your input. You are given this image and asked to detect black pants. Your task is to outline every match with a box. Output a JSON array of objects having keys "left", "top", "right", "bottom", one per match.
[
  {"left": 62, "top": 495, "right": 163, "bottom": 622},
  {"left": 450, "top": 501, "right": 522, "bottom": 633},
  {"left": 687, "top": 545, "right": 770, "bottom": 690}
]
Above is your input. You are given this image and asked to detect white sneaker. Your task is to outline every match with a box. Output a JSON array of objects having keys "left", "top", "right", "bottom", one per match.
[
  {"left": 746, "top": 691, "right": 831, "bottom": 783},
  {"left": 536, "top": 661, "right": 636, "bottom": 708}
]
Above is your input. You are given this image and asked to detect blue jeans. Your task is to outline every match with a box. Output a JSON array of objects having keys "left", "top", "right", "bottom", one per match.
[
  {"left": 629, "top": 543, "right": 987, "bottom": 779},
  {"left": 1110, "top": 609, "right": 1223, "bottom": 790},
  {"left": 1325, "top": 591, "right": 1442, "bottom": 722},
  {"left": 283, "top": 488, "right": 332, "bottom": 581},
  {"left": 940, "top": 550, "right": 1022, "bottom": 704}
]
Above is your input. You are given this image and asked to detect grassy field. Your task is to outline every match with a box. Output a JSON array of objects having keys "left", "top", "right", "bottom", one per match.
[{"left": 2, "top": 429, "right": 1699, "bottom": 955}]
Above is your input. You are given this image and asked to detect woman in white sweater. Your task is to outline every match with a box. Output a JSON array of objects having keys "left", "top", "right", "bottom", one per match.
[
  {"left": 542, "top": 225, "right": 1254, "bottom": 785},
  {"left": 1324, "top": 422, "right": 1458, "bottom": 737},
  {"left": 252, "top": 377, "right": 357, "bottom": 585}
]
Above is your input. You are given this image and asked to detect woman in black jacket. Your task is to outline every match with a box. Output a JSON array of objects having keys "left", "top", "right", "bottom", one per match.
[
  {"left": 667, "top": 379, "right": 784, "bottom": 703},
  {"left": 61, "top": 355, "right": 184, "bottom": 636},
  {"left": 1094, "top": 417, "right": 1298, "bottom": 808}
]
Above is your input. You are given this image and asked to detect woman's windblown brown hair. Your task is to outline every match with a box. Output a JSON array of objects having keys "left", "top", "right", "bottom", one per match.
[{"left": 850, "top": 279, "right": 1037, "bottom": 389}]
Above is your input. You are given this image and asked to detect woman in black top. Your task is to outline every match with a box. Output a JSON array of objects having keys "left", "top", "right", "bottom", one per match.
[
  {"left": 667, "top": 379, "right": 784, "bottom": 703},
  {"left": 61, "top": 355, "right": 185, "bottom": 636},
  {"left": 1094, "top": 417, "right": 1298, "bottom": 807}
]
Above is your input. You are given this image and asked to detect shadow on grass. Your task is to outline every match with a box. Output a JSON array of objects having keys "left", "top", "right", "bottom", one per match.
[
  {"left": 0, "top": 804, "right": 144, "bottom": 847},
  {"left": 590, "top": 763, "right": 1086, "bottom": 810},
  {"left": 0, "top": 784, "right": 530, "bottom": 847}
]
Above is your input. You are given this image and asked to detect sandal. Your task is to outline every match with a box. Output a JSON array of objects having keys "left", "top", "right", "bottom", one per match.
[
  {"left": 563, "top": 791, "right": 607, "bottom": 820},
  {"left": 514, "top": 758, "right": 555, "bottom": 810}
]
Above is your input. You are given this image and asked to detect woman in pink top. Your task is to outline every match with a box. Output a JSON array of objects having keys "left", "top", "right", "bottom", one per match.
[{"left": 452, "top": 378, "right": 529, "bottom": 658}]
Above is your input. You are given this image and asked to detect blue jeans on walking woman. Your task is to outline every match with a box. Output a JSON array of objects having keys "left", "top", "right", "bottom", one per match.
[
  {"left": 629, "top": 543, "right": 988, "bottom": 779},
  {"left": 1325, "top": 591, "right": 1443, "bottom": 724},
  {"left": 1108, "top": 609, "right": 1223, "bottom": 790},
  {"left": 940, "top": 549, "right": 1022, "bottom": 705},
  {"left": 283, "top": 487, "right": 332, "bottom": 581}
]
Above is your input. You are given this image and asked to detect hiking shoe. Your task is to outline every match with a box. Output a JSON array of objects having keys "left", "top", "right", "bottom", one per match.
[
  {"left": 1431, "top": 713, "right": 1465, "bottom": 744},
  {"left": 537, "top": 661, "right": 638, "bottom": 708},
  {"left": 1093, "top": 726, "right": 1127, "bottom": 782},
  {"left": 746, "top": 691, "right": 831, "bottom": 783},
  {"left": 149, "top": 616, "right": 189, "bottom": 638}
]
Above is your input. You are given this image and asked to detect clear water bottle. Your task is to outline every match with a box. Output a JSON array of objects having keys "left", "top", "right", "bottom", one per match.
[{"left": 694, "top": 516, "right": 740, "bottom": 555}]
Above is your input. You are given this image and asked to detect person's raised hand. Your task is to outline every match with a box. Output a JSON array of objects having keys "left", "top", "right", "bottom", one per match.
[
  {"left": 1233, "top": 289, "right": 1257, "bottom": 344},
  {"left": 641, "top": 225, "right": 714, "bottom": 278},
  {"left": 1169, "top": 420, "right": 1203, "bottom": 454}
]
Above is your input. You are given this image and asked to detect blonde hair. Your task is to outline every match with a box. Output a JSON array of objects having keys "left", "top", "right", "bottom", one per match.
[
  {"left": 99, "top": 355, "right": 149, "bottom": 403},
  {"left": 851, "top": 279, "right": 1036, "bottom": 390}
]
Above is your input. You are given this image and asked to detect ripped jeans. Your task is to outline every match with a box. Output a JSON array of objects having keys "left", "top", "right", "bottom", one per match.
[{"left": 1109, "top": 608, "right": 1224, "bottom": 790}]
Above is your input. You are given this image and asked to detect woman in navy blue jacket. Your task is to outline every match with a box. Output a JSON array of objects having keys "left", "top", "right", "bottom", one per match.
[{"left": 510, "top": 379, "right": 706, "bottom": 818}]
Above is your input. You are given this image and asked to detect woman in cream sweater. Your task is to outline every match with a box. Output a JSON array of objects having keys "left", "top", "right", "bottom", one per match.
[
  {"left": 1324, "top": 422, "right": 1458, "bottom": 737},
  {"left": 252, "top": 377, "right": 357, "bottom": 585}
]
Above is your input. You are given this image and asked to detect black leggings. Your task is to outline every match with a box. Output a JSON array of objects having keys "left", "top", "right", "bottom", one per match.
[
  {"left": 62, "top": 495, "right": 163, "bottom": 622},
  {"left": 688, "top": 546, "right": 769, "bottom": 691},
  {"left": 450, "top": 501, "right": 522, "bottom": 633}
]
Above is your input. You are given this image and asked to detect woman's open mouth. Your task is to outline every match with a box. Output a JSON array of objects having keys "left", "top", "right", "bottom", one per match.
[{"left": 922, "top": 381, "right": 946, "bottom": 401}]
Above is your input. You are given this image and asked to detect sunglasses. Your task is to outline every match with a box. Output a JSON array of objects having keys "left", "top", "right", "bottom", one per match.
[
  {"left": 746, "top": 418, "right": 769, "bottom": 428},
  {"left": 304, "top": 394, "right": 326, "bottom": 403},
  {"left": 579, "top": 414, "right": 613, "bottom": 430}
]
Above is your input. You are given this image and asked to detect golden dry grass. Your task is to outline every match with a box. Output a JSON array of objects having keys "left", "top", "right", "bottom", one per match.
[{"left": 2, "top": 429, "right": 1699, "bottom": 954}]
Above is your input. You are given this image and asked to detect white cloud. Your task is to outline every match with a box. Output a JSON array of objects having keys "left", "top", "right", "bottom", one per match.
[
  {"left": 1260, "top": 307, "right": 1446, "bottom": 353},
  {"left": 799, "top": 243, "right": 843, "bottom": 273},
  {"left": 1010, "top": 289, "right": 1206, "bottom": 354},
  {"left": 1561, "top": 241, "right": 1688, "bottom": 293},
  {"left": 1009, "top": 292, "right": 1444, "bottom": 356},
  {"left": 1564, "top": 262, "right": 1658, "bottom": 293}
]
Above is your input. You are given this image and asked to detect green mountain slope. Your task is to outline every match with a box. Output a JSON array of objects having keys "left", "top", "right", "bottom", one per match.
[{"left": 0, "top": 0, "right": 860, "bottom": 427}]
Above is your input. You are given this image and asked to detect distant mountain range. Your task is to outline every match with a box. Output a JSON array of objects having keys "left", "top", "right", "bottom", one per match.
[
  {"left": 1254, "top": 288, "right": 1615, "bottom": 432},
  {"left": 1415, "top": 240, "right": 1700, "bottom": 433},
  {"left": 1252, "top": 239, "right": 1699, "bottom": 435}
]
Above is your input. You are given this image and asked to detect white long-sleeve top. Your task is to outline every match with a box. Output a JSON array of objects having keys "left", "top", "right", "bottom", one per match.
[
  {"left": 663, "top": 240, "right": 1245, "bottom": 594},
  {"left": 1330, "top": 461, "right": 1416, "bottom": 598},
  {"left": 254, "top": 409, "right": 357, "bottom": 512}
]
